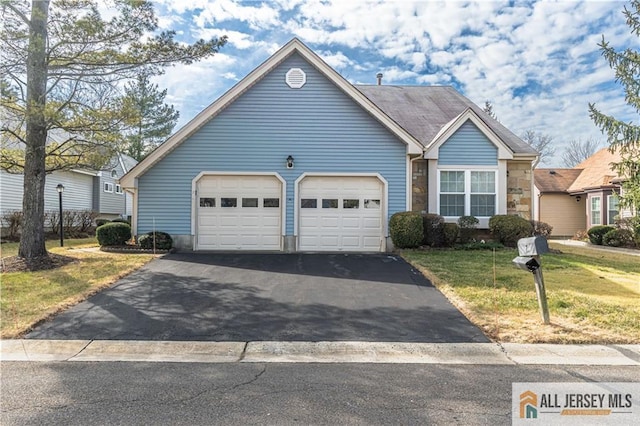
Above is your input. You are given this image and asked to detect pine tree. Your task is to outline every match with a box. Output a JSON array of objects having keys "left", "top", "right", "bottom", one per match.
[
  {"left": 122, "top": 72, "right": 179, "bottom": 161},
  {"left": 483, "top": 101, "right": 498, "bottom": 120},
  {"left": 589, "top": 0, "right": 640, "bottom": 212},
  {"left": 0, "top": 0, "right": 226, "bottom": 262}
]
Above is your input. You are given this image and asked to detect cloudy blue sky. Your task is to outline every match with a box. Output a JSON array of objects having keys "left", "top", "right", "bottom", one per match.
[{"left": 148, "top": 0, "right": 636, "bottom": 166}]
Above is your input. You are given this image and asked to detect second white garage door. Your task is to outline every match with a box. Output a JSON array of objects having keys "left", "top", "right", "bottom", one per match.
[
  {"left": 298, "top": 176, "right": 384, "bottom": 252},
  {"left": 196, "top": 175, "right": 282, "bottom": 250}
]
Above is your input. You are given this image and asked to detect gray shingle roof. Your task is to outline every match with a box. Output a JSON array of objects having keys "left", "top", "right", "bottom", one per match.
[{"left": 354, "top": 85, "right": 537, "bottom": 155}]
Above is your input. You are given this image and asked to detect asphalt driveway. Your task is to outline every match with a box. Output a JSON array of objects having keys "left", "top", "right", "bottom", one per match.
[{"left": 27, "top": 253, "right": 489, "bottom": 343}]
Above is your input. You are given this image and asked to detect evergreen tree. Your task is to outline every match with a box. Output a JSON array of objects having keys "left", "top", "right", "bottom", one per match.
[
  {"left": 483, "top": 101, "right": 498, "bottom": 120},
  {"left": 589, "top": 0, "right": 640, "bottom": 212},
  {"left": 122, "top": 72, "right": 179, "bottom": 161},
  {"left": 0, "top": 0, "right": 226, "bottom": 262}
]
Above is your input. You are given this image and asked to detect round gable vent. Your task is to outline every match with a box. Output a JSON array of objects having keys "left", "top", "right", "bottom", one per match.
[{"left": 286, "top": 68, "right": 306, "bottom": 89}]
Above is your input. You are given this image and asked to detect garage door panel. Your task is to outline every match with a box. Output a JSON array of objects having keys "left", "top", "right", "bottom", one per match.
[
  {"left": 341, "top": 236, "right": 361, "bottom": 247},
  {"left": 320, "top": 236, "right": 339, "bottom": 246},
  {"left": 320, "top": 216, "right": 339, "bottom": 228},
  {"left": 197, "top": 175, "right": 282, "bottom": 250},
  {"left": 363, "top": 236, "right": 382, "bottom": 248},
  {"left": 199, "top": 216, "right": 219, "bottom": 226},
  {"left": 299, "top": 176, "right": 383, "bottom": 252},
  {"left": 363, "top": 217, "right": 381, "bottom": 228},
  {"left": 341, "top": 217, "right": 361, "bottom": 229},
  {"left": 262, "top": 216, "right": 280, "bottom": 227}
]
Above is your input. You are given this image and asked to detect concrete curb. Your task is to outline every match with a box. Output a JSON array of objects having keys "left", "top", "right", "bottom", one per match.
[{"left": 2, "top": 340, "right": 639, "bottom": 365}]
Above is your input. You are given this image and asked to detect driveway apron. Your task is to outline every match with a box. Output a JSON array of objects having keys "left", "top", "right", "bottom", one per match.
[{"left": 26, "top": 253, "right": 489, "bottom": 343}]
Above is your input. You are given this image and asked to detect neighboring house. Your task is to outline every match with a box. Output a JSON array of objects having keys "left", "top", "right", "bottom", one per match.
[
  {"left": 534, "top": 147, "right": 634, "bottom": 237},
  {"left": 120, "top": 38, "right": 538, "bottom": 252},
  {"left": 1, "top": 152, "right": 137, "bottom": 221}
]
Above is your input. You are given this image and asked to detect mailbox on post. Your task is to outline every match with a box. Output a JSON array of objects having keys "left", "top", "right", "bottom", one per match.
[
  {"left": 517, "top": 236, "right": 549, "bottom": 257},
  {"left": 512, "top": 236, "right": 550, "bottom": 324},
  {"left": 512, "top": 256, "right": 540, "bottom": 272}
]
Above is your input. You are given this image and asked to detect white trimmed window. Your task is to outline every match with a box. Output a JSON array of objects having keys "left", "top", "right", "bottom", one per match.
[
  {"left": 590, "top": 196, "right": 601, "bottom": 225},
  {"left": 607, "top": 195, "right": 619, "bottom": 225},
  {"left": 104, "top": 182, "right": 114, "bottom": 193},
  {"left": 439, "top": 170, "right": 496, "bottom": 218},
  {"left": 115, "top": 184, "right": 123, "bottom": 194}
]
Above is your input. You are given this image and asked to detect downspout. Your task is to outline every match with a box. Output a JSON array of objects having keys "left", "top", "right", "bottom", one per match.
[{"left": 531, "top": 155, "right": 540, "bottom": 220}]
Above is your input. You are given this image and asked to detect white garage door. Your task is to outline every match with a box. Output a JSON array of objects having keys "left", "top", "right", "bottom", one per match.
[
  {"left": 196, "top": 175, "right": 282, "bottom": 250},
  {"left": 298, "top": 176, "right": 384, "bottom": 252}
]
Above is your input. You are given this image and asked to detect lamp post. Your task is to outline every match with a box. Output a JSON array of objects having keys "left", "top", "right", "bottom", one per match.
[{"left": 56, "top": 184, "right": 64, "bottom": 247}]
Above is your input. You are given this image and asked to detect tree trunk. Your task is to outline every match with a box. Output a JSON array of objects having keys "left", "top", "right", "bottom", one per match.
[{"left": 18, "top": 0, "right": 50, "bottom": 260}]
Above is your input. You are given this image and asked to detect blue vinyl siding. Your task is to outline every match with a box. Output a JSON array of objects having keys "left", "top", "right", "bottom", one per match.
[
  {"left": 137, "top": 53, "right": 407, "bottom": 236},
  {"left": 438, "top": 121, "right": 498, "bottom": 166}
]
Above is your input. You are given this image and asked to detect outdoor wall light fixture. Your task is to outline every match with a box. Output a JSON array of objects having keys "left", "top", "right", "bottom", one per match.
[
  {"left": 286, "top": 155, "right": 294, "bottom": 169},
  {"left": 576, "top": 195, "right": 581, "bottom": 203},
  {"left": 56, "top": 184, "right": 65, "bottom": 247}
]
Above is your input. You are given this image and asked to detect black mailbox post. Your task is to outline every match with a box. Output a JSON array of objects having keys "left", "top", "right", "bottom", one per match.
[{"left": 512, "top": 236, "right": 550, "bottom": 324}]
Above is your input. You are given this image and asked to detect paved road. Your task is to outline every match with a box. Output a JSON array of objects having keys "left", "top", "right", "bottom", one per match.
[
  {"left": 2, "top": 362, "right": 638, "bottom": 425},
  {"left": 26, "top": 253, "right": 488, "bottom": 343}
]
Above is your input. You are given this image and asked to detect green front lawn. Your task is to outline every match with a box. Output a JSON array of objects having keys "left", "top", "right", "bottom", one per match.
[
  {"left": 402, "top": 243, "right": 640, "bottom": 343},
  {"left": 1, "top": 237, "right": 99, "bottom": 258},
  {"left": 1, "top": 238, "right": 155, "bottom": 338}
]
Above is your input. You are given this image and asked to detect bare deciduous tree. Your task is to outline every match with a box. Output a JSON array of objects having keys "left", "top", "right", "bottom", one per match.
[
  {"left": 0, "top": 0, "right": 226, "bottom": 262},
  {"left": 561, "top": 138, "right": 602, "bottom": 167},
  {"left": 522, "top": 130, "right": 556, "bottom": 166}
]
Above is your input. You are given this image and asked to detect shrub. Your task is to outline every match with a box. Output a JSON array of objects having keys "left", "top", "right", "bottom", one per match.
[
  {"left": 389, "top": 212, "right": 423, "bottom": 249},
  {"left": 616, "top": 216, "right": 640, "bottom": 247},
  {"left": 458, "top": 215, "right": 479, "bottom": 244},
  {"left": 602, "top": 228, "right": 633, "bottom": 247},
  {"left": 530, "top": 220, "right": 553, "bottom": 238},
  {"left": 44, "top": 210, "right": 60, "bottom": 234},
  {"left": 572, "top": 229, "right": 588, "bottom": 241},
  {"left": 96, "top": 222, "right": 131, "bottom": 246},
  {"left": 78, "top": 210, "right": 99, "bottom": 232},
  {"left": 111, "top": 218, "right": 130, "bottom": 224},
  {"left": 488, "top": 215, "right": 533, "bottom": 247},
  {"left": 442, "top": 223, "right": 460, "bottom": 247},
  {"left": 1, "top": 210, "right": 23, "bottom": 239},
  {"left": 422, "top": 213, "right": 445, "bottom": 246},
  {"left": 587, "top": 225, "right": 615, "bottom": 245},
  {"left": 138, "top": 231, "right": 173, "bottom": 250},
  {"left": 95, "top": 218, "right": 111, "bottom": 227}
]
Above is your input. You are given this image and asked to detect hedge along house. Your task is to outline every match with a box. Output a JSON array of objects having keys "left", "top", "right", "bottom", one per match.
[{"left": 120, "top": 39, "right": 538, "bottom": 252}]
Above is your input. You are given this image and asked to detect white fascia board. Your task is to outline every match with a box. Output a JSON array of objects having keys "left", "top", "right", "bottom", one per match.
[
  {"left": 70, "top": 169, "right": 99, "bottom": 176},
  {"left": 120, "top": 39, "right": 424, "bottom": 189},
  {"left": 424, "top": 109, "right": 513, "bottom": 160}
]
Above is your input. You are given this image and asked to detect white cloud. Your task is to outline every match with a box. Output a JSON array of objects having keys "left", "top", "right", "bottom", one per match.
[{"left": 144, "top": 0, "right": 636, "bottom": 167}]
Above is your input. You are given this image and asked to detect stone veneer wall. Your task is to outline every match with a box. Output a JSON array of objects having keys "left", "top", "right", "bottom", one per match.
[
  {"left": 412, "top": 159, "right": 428, "bottom": 212},
  {"left": 507, "top": 160, "right": 533, "bottom": 219}
]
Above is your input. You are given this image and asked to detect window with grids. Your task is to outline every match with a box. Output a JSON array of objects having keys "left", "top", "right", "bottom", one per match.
[
  {"left": 439, "top": 170, "right": 496, "bottom": 217},
  {"left": 439, "top": 171, "right": 465, "bottom": 216},
  {"left": 591, "top": 196, "right": 601, "bottom": 225},
  {"left": 470, "top": 171, "right": 496, "bottom": 217},
  {"left": 607, "top": 195, "right": 619, "bottom": 225}
]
